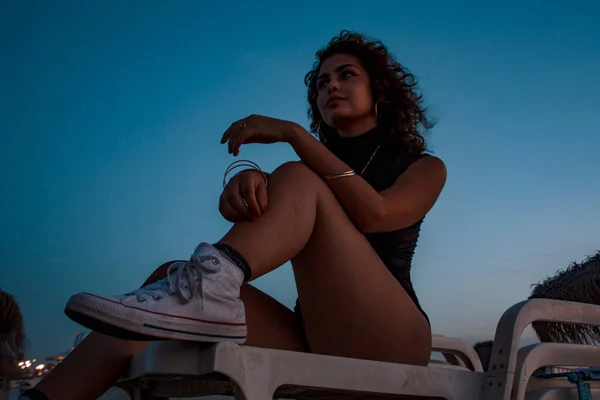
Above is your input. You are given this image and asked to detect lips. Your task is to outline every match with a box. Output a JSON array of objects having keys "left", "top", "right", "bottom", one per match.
[{"left": 326, "top": 96, "right": 346, "bottom": 106}]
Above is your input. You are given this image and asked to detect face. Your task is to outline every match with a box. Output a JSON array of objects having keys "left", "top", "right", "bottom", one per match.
[{"left": 316, "top": 53, "right": 376, "bottom": 134}]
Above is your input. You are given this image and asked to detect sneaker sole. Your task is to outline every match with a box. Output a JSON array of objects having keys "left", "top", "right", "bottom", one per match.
[{"left": 64, "top": 293, "right": 247, "bottom": 343}]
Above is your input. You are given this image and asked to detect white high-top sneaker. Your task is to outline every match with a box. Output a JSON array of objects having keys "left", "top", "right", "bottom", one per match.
[{"left": 64, "top": 243, "right": 247, "bottom": 343}]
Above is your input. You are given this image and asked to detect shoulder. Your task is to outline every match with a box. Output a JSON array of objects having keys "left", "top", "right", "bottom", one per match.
[
  {"left": 391, "top": 150, "right": 446, "bottom": 175},
  {"left": 396, "top": 154, "right": 446, "bottom": 185},
  {"left": 412, "top": 154, "right": 446, "bottom": 174}
]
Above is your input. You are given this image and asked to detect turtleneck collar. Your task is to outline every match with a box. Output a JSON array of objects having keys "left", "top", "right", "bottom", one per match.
[
  {"left": 326, "top": 125, "right": 386, "bottom": 172},
  {"left": 328, "top": 125, "right": 384, "bottom": 147}
]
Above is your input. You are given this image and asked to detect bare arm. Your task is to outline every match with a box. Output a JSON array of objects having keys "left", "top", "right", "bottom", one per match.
[{"left": 287, "top": 125, "right": 446, "bottom": 233}]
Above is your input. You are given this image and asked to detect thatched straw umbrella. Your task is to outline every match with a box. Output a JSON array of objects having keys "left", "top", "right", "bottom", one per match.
[
  {"left": 529, "top": 251, "right": 600, "bottom": 344},
  {"left": 0, "top": 290, "right": 26, "bottom": 382},
  {"left": 473, "top": 251, "right": 600, "bottom": 371}
]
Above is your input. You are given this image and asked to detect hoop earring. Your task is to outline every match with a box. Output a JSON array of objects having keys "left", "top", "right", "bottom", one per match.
[{"left": 375, "top": 103, "right": 379, "bottom": 119}]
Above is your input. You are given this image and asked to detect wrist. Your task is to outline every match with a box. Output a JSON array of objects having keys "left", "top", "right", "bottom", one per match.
[
  {"left": 240, "top": 168, "right": 269, "bottom": 178},
  {"left": 285, "top": 122, "right": 309, "bottom": 145},
  {"left": 245, "top": 168, "right": 271, "bottom": 183}
]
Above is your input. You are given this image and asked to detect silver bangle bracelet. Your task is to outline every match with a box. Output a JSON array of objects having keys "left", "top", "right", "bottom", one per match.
[
  {"left": 322, "top": 170, "right": 356, "bottom": 180},
  {"left": 223, "top": 160, "right": 268, "bottom": 189}
]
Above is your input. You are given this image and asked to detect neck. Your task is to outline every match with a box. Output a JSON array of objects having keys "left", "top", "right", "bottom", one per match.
[{"left": 336, "top": 116, "right": 378, "bottom": 138}]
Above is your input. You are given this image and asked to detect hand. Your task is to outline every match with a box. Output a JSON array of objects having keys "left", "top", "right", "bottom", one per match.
[
  {"left": 221, "top": 114, "right": 298, "bottom": 156},
  {"left": 219, "top": 169, "right": 268, "bottom": 222}
]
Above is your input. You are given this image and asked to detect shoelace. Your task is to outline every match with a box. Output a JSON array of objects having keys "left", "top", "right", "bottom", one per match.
[{"left": 127, "top": 255, "right": 221, "bottom": 304}]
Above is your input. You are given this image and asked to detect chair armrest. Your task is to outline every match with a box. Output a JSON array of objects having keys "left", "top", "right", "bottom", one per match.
[{"left": 485, "top": 299, "right": 600, "bottom": 400}]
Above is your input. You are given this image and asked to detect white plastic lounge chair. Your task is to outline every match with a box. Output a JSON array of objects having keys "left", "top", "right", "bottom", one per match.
[
  {"left": 486, "top": 299, "right": 600, "bottom": 400},
  {"left": 113, "top": 299, "right": 600, "bottom": 400},
  {"left": 430, "top": 334, "right": 483, "bottom": 371},
  {"left": 524, "top": 369, "right": 600, "bottom": 400}
]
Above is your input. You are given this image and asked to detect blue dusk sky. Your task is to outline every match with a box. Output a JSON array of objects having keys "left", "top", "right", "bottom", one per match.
[{"left": 1, "top": 0, "right": 599, "bottom": 359}]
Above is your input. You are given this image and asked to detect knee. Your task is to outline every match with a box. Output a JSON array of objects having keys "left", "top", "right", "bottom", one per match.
[{"left": 271, "top": 161, "right": 323, "bottom": 186}]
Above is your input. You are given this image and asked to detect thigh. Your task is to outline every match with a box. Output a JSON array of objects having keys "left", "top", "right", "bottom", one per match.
[
  {"left": 144, "top": 261, "right": 306, "bottom": 352},
  {"left": 292, "top": 193, "right": 432, "bottom": 365},
  {"left": 239, "top": 283, "right": 307, "bottom": 351}
]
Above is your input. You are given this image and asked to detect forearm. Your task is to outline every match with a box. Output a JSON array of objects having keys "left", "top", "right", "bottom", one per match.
[{"left": 287, "top": 124, "right": 384, "bottom": 231}]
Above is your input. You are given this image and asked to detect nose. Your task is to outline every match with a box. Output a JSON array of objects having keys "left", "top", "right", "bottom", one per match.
[{"left": 327, "top": 79, "right": 340, "bottom": 93}]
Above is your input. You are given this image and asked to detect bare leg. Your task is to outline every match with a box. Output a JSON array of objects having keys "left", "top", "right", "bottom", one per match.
[
  {"left": 37, "top": 161, "right": 429, "bottom": 399},
  {"left": 221, "top": 161, "right": 431, "bottom": 364},
  {"left": 33, "top": 333, "right": 147, "bottom": 400},
  {"left": 218, "top": 162, "right": 319, "bottom": 279},
  {"left": 36, "top": 266, "right": 305, "bottom": 400}
]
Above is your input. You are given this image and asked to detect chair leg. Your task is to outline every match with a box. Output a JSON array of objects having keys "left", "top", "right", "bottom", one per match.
[{"left": 231, "top": 379, "right": 274, "bottom": 400}]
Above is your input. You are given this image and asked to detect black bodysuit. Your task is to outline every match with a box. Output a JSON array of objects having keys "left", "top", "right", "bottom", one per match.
[{"left": 294, "top": 126, "right": 429, "bottom": 325}]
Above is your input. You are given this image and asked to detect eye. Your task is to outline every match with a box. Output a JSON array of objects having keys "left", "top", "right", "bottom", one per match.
[
  {"left": 341, "top": 70, "right": 357, "bottom": 78},
  {"left": 317, "top": 80, "right": 328, "bottom": 90}
]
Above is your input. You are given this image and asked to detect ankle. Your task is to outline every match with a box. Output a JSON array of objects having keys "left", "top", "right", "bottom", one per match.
[{"left": 212, "top": 242, "right": 252, "bottom": 282}]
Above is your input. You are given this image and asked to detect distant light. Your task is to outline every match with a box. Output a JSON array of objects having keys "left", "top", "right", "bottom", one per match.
[
  {"left": 18, "top": 361, "right": 24, "bottom": 366},
  {"left": 36, "top": 364, "right": 45, "bottom": 370}
]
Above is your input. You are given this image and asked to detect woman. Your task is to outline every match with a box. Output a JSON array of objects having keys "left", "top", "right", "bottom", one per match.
[{"left": 23, "top": 31, "right": 446, "bottom": 400}]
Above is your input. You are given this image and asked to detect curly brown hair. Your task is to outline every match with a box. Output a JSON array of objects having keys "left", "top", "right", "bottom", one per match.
[{"left": 304, "top": 30, "right": 434, "bottom": 154}]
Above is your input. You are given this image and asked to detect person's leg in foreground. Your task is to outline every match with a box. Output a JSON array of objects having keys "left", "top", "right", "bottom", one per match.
[{"left": 31, "top": 161, "right": 431, "bottom": 400}]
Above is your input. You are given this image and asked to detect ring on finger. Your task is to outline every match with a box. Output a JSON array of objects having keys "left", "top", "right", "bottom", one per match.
[{"left": 239, "top": 121, "right": 247, "bottom": 130}]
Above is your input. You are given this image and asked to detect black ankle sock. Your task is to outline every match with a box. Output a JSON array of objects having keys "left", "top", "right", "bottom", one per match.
[
  {"left": 20, "top": 388, "right": 50, "bottom": 400},
  {"left": 213, "top": 243, "right": 252, "bottom": 282}
]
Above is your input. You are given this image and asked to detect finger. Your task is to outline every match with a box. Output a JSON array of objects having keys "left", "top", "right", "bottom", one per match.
[
  {"left": 231, "top": 131, "right": 243, "bottom": 157},
  {"left": 241, "top": 181, "right": 261, "bottom": 218},
  {"left": 221, "top": 121, "right": 236, "bottom": 145},
  {"left": 232, "top": 116, "right": 254, "bottom": 155},
  {"left": 226, "top": 188, "right": 251, "bottom": 220},
  {"left": 221, "top": 128, "right": 230, "bottom": 145},
  {"left": 219, "top": 198, "right": 241, "bottom": 223},
  {"left": 230, "top": 127, "right": 245, "bottom": 155},
  {"left": 223, "top": 117, "right": 247, "bottom": 145},
  {"left": 223, "top": 179, "right": 249, "bottom": 218},
  {"left": 228, "top": 128, "right": 236, "bottom": 154},
  {"left": 225, "top": 119, "right": 247, "bottom": 152},
  {"left": 227, "top": 131, "right": 233, "bottom": 154},
  {"left": 256, "top": 181, "right": 268, "bottom": 214},
  {"left": 219, "top": 193, "right": 236, "bottom": 222},
  {"left": 234, "top": 129, "right": 252, "bottom": 157}
]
